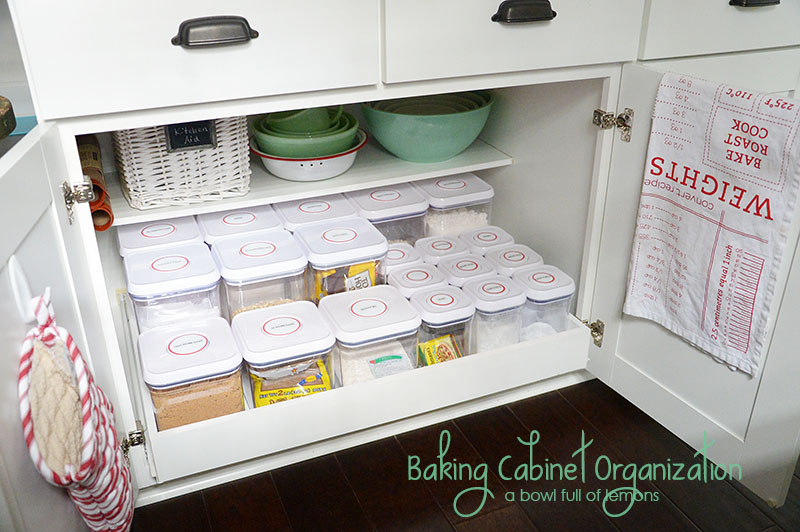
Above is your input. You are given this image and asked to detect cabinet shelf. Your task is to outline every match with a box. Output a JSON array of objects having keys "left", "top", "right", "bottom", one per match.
[{"left": 106, "top": 139, "right": 512, "bottom": 227}]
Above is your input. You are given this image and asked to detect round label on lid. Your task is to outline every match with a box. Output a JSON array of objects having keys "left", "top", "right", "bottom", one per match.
[
  {"left": 140, "top": 223, "right": 176, "bottom": 239},
  {"left": 476, "top": 231, "right": 499, "bottom": 242},
  {"left": 503, "top": 250, "right": 526, "bottom": 262},
  {"left": 298, "top": 200, "right": 331, "bottom": 214},
  {"left": 370, "top": 190, "right": 401, "bottom": 202},
  {"left": 387, "top": 249, "right": 407, "bottom": 261},
  {"left": 482, "top": 282, "right": 507, "bottom": 295},
  {"left": 168, "top": 334, "right": 209, "bottom": 356},
  {"left": 431, "top": 240, "right": 453, "bottom": 251},
  {"left": 436, "top": 178, "right": 467, "bottom": 190},
  {"left": 262, "top": 316, "right": 302, "bottom": 337},
  {"left": 531, "top": 272, "right": 556, "bottom": 284},
  {"left": 151, "top": 255, "right": 190, "bottom": 272},
  {"left": 222, "top": 212, "right": 256, "bottom": 226},
  {"left": 429, "top": 293, "right": 455, "bottom": 307},
  {"left": 239, "top": 241, "right": 277, "bottom": 258},
  {"left": 404, "top": 269, "right": 430, "bottom": 282},
  {"left": 456, "top": 260, "right": 479, "bottom": 272},
  {"left": 350, "top": 298, "right": 388, "bottom": 318},
  {"left": 323, "top": 228, "right": 357, "bottom": 243}
]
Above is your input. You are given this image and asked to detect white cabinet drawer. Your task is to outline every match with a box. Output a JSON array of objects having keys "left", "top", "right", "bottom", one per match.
[
  {"left": 640, "top": 0, "right": 800, "bottom": 60},
  {"left": 382, "top": 0, "right": 644, "bottom": 83},
  {"left": 7, "top": 1, "right": 379, "bottom": 119}
]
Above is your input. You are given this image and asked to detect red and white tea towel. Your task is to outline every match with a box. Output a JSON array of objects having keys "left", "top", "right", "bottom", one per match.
[
  {"left": 624, "top": 73, "right": 800, "bottom": 376},
  {"left": 18, "top": 289, "right": 134, "bottom": 531}
]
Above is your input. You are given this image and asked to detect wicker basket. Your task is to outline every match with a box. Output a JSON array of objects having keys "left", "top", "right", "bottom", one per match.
[{"left": 112, "top": 117, "right": 251, "bottom": 210}]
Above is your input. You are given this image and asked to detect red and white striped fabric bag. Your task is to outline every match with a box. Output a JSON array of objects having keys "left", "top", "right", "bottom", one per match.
[{"left": 18, "top": 289, "right": 134, "bottom": 532}]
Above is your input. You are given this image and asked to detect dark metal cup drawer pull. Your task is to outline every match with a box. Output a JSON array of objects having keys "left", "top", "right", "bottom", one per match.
[
  {"left": 172, "top": 16, "right": 259, "bottom": 48},
  {"left": 491, "top": 0, "right": 556, "bottom": 23},
  {"left": 729, "top": 0, "right": 780, "bottom": 6}
]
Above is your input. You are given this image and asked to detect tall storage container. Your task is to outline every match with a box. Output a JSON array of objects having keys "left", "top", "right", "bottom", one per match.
[
  {"left": 345, "top": 183, "right": 428, "bottom": 244},
  {"left": 414, "top": 235, "right": 470, "bottom": 266},
  {"left": 462, "top": 276, "right": 526, "bottom": 353},
  {"left": 273, "top": 193, "right": 358, "bottom": 232},
  {"left": 388, "top": 262, "right": 448, "bottom": 298},
  {"left": 117, "top": 216, "right": 203, "bottom": 257},
  {"left": 196, "top": 205, "right": 282, "bottom": 245},
  {"left": 437, "top": 254, "right": 497, "bottom": 287},
  {"left": 513, "top": 264, "right": 576, "bottom": 339},
  {"left": 413, "top": 173, "right": 494, "bottom": 236},
  {"left": 485, "top": 243, "right": 544, "bottom": 277},
  {"left": 459, "top": 225, "right": 514, "bottom": 256},
  {"left": 410, "top": 286, "right": 475, "bottom": 364}
]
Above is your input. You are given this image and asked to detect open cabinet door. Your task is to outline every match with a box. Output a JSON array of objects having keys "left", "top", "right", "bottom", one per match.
[{"left": 589, "top": 63, "right": 800, "bottom": 506}]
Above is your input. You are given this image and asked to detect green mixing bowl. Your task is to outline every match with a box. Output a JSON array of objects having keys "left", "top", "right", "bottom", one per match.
[
  {"left": 261, "top": 105, "right": 343, "bottom": 133},
  {"left": 257, "top": 114, "right": 349, "bottom": 138},
  {"left": 254, "top": 112, "right": 359, "bottom": 157}
]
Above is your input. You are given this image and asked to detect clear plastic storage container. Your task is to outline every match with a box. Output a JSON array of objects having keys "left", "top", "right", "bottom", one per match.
[
  {"left": 379, "top": 242, "right": 423, "bottom": 284},
  {"left": 413, "top": 173, "right": 494, "bottom": 236},
  {"left": 388, "top": 263, "right": 448, "bottom": 298},
  {"left": 273, "top": 193, "right": 358, "bottom": 232},
  {"left": 437, "top": 254, "right": 497, "bottom": 287},
  {"left": 462, "top": 276, "right": 526, "bottom": 353},
  {"left": 117, "top": 215, "right": 203, "bottom": 257},
  {"left": 124, "top": 242, "right": 221, "bottom": 332},
  {"left": 459, "top": 225, "right": 514, "bottom": 256},
  {"left": 231, "top": 301, "right": 336, "bottom": 407},
  {"left": 319, "top": 285, "right": 421, "bottom": 387},
  {"left": 138, "top": 317, "right": 244, "bottom": 431},
  {"left": 345, "top": 183, "right": 429, "bottom": 244},
  {"left": 414, "top": 235, "right": 470, "bottom": 266},
  {"left": 295, "top": 217, "right": 388, "bottom": 303},
  {"left": 513, "top": 264, "right": 576, "bottom": 339},
  {"left": 210, "top": 229, "right": 307, "bottom": 318},
  {"left": 485, "top": 243, "right": 544, "bottom": 277},
  {"left": 196, "top": 205, "right": 282, "bottom": 245},
  {"left": 410, "top": 286, "right": 475, "bottom": 365}
]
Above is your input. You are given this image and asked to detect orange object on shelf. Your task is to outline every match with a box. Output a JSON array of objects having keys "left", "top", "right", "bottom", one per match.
[{"left": 77, "top": 135, "right": 114, "bottom": 231}]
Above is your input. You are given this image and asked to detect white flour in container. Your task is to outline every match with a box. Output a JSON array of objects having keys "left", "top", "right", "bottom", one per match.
[{"left": 426, "top": 208, "right": 489, "bottom": 237}]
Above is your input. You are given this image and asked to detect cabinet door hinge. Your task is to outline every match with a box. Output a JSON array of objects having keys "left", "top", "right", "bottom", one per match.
[
  {"left": 581, "top": 319, "right": 605, "bottom": 347},
  {"left": 592, "top": 108, "right": 634, "bottom": 142},
  {"left": 120, "top": 421, "right": 145, "bottom": 461},
  {"left": 61, "top": 175, "right": 94, "bottom": 225}
]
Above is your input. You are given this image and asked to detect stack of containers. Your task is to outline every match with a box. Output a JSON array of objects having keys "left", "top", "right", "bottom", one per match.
[
  {"left": 273, "top": 193, "right": 358, "bottom": 232},
  {"left": 513, "top": 265, "right": 576, "bottom": 340},
  {"left": 410, "top": 286, "right": 475, "bottom": 365},
  {"left": 388, "top": 263, "right": 448, "bottom": 299},
  {"left": 459, "top": 225, "right": 514, "bottom": 256},
  {"left": 437, "top": 254, "right": 497, "bottom": 288},
  {"left": 345, "top": 183, "right": 429, "bottom": 244},
  {"left": 379, "top": 242, "right": 424, "bottom": 283},
  {"left": 196, "top": 205, "right": 283, "bottom": 245},
  {"left": 485, "top": 244, "right": 544, "bottom": 276},
  {"left": 462, "top": 276, "right": 526, "bottom": 353},
  {"left": 414, "top": 235, "right": 469, "bottom": 266},
  {"left": 413, "top": 173, "right": 494, "bottom": 237},
  {"left": 210, "top": 229, "right": 308, "bottom": 318},
  {"left": 319, "top": 285, "right": 421, "bottom": 387},
  {"left": 117, "top": 216, "right": 203, "bottom": 257}
]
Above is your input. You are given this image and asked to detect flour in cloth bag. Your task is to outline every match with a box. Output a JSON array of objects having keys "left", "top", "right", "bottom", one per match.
[{"left": 624, "top": 73, "right": 800, "bottom": 376}]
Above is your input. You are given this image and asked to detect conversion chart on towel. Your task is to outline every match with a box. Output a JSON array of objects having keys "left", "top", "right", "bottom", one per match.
[{"left": 624, "top": 73, "right": 800, "bottom": 376}]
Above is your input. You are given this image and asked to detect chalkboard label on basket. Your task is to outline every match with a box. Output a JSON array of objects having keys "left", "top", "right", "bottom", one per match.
[{"left": 164, "top": 120, "right": 217, "bottom": 152}]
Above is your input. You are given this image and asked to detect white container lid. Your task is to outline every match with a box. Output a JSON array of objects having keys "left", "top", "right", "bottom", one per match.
[
  {"left": 485, "top": 244, "right": 544, "bottom": 277},
  {"left": 383, "top": 242, "right": 423, "bottom": 278},
  {"left": 414, "top": 236, "right": 470, "bottom": 265},
  {"left": 318, "top": 285, "right": 421, "bottom": 347},
  {"left": 413, "top": 173, "right": 494, "bottom": 209},
  {"left": 230, "top": 300, "right": 335, "bottom": 368},
  {"left": 138, "top": 317, "right": 242, "bottom": 388},
  {"left": 437, "top": 254, "right": 497, "bottom": 288},
  {"left": 117, "top": 216, "right": 203, "bottom": 257},
  {"left": 513, "top": 264, "right": 576, "bottom": 303},
  {"left": 409, "top": 286, "right": 475, "bottom": 326},
  {"left": 345, "top": 183, "right": 429, "bottom": 222},
  {"left": 295, "top": 217, "right": 388, "bottom": 270},
  {"left": 196, "top": 205, "right": 282, "bottom": 245},
  {"left": 462, "top": 276, "right": 527, "bottom": 314},
  {"left": 388, "top": 263, "right": 448, "bottom": 298},
  {"left": 210, "top": 229, "right": 307, "bottom": 284},
  {"left": 459, "top": 226, "right": 515, "bottom": 256},
  {"left": 125, "top": 242, "right": 220, "bottom": 299},
  {"left": 273, "top": 193, "right": 358, "bottom": 232}
]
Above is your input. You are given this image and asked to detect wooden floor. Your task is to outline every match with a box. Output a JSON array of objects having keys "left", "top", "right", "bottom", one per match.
[{"left": 131, "top": 380, "right": 800, "bottom": 532}]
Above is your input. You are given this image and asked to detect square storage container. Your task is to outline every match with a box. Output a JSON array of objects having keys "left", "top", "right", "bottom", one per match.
[
  {"left": 437, "top": 254, "right": 497, "bottom": 287},
  {"left": 345, "top": 183, "right": 429, "bottom": 244},
  {"left": 117, "top": 216, "right": 203, "bottom": 257},
  {"left": 124, "top": 242, "right": 221, "bottom": 332},
  {"left": 410, "top": 286, "right": 475, "bottom": 365},
  {"left": 295, "top": 217, "right": 388, "bottom": 303},
  {"left": 388, "top": 263, "right": 448, "bottom": 298},
  {"left": 459, "top": 225, "right": 514, "bottom": 256},
  {"left": 413, "top": 173, "right": 494, "bottom": 236},
  {"left": 414, "top": 235, "right": 470, "bottom": 266},
  {"left": 513, "top": 264, "right": 576, "bottom": 339},
  {"left": 462, "top": 276, "right": 526, "bottom": 353},
  {"left": 196, "top": 205, "right": 282, "bottom": 245},
  {"left": 138, "top": 317, "right": 244, "bottom": 431},
  {"left": 319, "top": 285, "right": 421, "bottom": 387},
  {"left": 485, "top": 243, "right": 544, "bottom": 277},
  {"left": 210, "top": 229, "right": 308, "bottom": 318},
  {"left": 231, "top": 301, "right": 336, "bottom": 408},
  {"left": 379, "top": 242, "right": 423, "bottom": 284},
  {"left": 273, "top": 193, "right": 358, "bottom": 232}
]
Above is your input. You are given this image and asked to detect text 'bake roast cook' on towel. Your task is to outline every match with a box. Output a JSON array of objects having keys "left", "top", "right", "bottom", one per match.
[{"left": 624, "top": 73, "right": 800, "bottom": 376}]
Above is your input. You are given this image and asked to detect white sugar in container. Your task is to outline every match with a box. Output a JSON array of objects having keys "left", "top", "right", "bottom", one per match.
[
  {"left": 138, "top": 317, "right": 243, "bottom": 430},
  {"left": 273, "top": 193, "right": 358, "bottom": 232},
  {"left": 295, "top": 217, "right": 388, "bottom": 303},
  {"left": 124, "top": 242, "right": 221, "bottom": 332},
  {"left": 318, "top": 285, "right": 421, "bottom": 387},
  {"left": 210, "top": 229, "right": 307, "bottom": 318},
  {"left": 414, "top": 235, "right": 469, "bottom": 266},
  {"left": 196, "top": 205, "right": 282, "bottom": 245},
  {"left": 459, "top": 225, "right": 514, "bottom": 256},
  {"left": 437, "top": 254, "right": 497, "bottom": 288},
  {"left": 485, "top": 243, "right": 544, "bottom": 277},
  {"left": 388, "top": 262, "right": 448, "bottom": 299},
  {"left": 345, "top": 183, "right": 428, "bottom": 244},
  {"left": 462, "top": 276, "right": 526, "bottom": 353},
  {"left": 117, "top": 216, "right": 203, "bottom": 257},
  {"left": 413, "top": 173, "right": 494, "bottom": 237},
  {"left": 379, "top": 242, "right": 423, "bottom": 284},
  {"left": 231, "top": 301, "right": 336, "bottom": 408},
  {"left": 410, "top": 286, "right": 475, "bottom": 363},
  {"left": 513, "top": 264, "right": 575, "bottom": 339}
]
